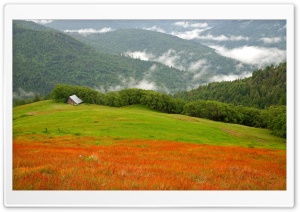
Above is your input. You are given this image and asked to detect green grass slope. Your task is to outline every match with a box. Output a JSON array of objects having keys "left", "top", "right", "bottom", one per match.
[{"left": 13, "top": 101, "right": 286, "bottom": 150}]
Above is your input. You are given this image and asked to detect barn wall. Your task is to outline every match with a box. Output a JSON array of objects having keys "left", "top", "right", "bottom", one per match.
[{"left": 67, "top": 98, "right": 76, "bottom": 105}]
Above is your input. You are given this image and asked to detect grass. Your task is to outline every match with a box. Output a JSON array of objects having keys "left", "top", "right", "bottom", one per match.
[
  {"left": 13, "top": 101, "right": 286, "bottom": 190},
  {"left": 13, "top": 101, "right": 285, "bottom": 149}
]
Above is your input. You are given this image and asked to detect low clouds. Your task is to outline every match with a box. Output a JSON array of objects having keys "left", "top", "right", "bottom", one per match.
[
  {"left": 259, "top": 37, "right": 282, "bottom": 44},
  {"left": 171, "top": 21, "right": 249, "bottom": 41},
  {"left": 124, "top": 51, "right": 154, "bottom": 61},
  {"left": 171, "top": 29, "right": 210, "bottom": 40},
  {"left": 174, "top": 21, "right": 208, "bottom": 28},
  {"left": 124, "top": 50, "right": 214, "bottom": 77},
  {"left": 209, "top": 45, "right": 286, "bottom": 68},
  {"left": 29, "top": 20, "right": 53, "bottom": 25},
  {"left": 188, "top": 59, "right": 210, "bottom": 72},
  {"left": 209, "top": 72, "right": 252, "bottom": 83},
  {"left": 124, "top": 50, "right": 216, "bottom": 86},
  {"left": 155, "top": 49, "right": 185, "bottom": 70},
  {"left": 197, "top": 34, "right": 228, "bottom": 41},
  {"left": 143, "top": 26, "right": 166, "bottom": 33},
  {"left": 134, "top": 79, "right": 157, "bottom": 90},
  {"left": 171, "top": 21, "right": 214, "bottom": 40},
  {"left": 198, "top": 34, "right": 249, "bottom": 41},
  {"left": 124, "top": 49, "right": 185, "bottom": 71},
  {"left": 95, "top": 77, "right": 157, "bottom": 93},
  {"left": 119, "top": 78, "right": 157, "bottom": 90},
  {"left": 64, "top": 27, "right": 114, "bottom": 34},
  {"left": 172, "top": 31, "right": 249, "bottom": 41},
  {"left": 13, "top": 88, "right": 35, "bottom": 99}
]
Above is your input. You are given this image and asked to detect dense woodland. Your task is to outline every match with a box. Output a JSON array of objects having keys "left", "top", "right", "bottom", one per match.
[
  {"left": 174, "top": 63, "right": 286, "bottom": 109},
  {"left": 13, "top": 21, "right": 190, "bottom": 96}
]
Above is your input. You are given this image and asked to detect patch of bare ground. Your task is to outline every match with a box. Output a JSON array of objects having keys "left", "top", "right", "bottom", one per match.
[
  {"left": 221, "top": 128, "right": 266, "bottom": 143},
  {"left": 171, "top": 115, "right": 201, "bottom": 123}
]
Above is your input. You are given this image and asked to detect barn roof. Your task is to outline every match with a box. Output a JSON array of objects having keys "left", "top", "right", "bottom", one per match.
[{"left": 69, "top": 95, "right": 83, "bottom": 104}]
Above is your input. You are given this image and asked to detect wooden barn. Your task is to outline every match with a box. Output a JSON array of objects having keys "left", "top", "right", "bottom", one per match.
[{"left": 67, "top": 95, "right": 83, "bottom": 106}]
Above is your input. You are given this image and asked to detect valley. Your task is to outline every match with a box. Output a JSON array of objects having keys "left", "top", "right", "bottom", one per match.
[{"left": 12, "top": 19, "right": 287, "bottom": 191}]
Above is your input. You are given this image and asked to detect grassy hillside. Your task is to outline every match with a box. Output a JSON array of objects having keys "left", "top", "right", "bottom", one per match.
[
  {"left": 13, "top": 101, "right": 286, "bottom": 190},
  {"left": 14, "top": 101, "right": 285, "bottom": 149}
]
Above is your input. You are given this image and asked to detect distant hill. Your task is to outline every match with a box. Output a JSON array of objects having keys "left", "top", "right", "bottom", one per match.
[
  {"left": 66, "top": 28, "right": 255, "bottom": 86},
  {"left": 195, "top": 20, "right": 286, "bottom": 49},
  {"left": 45, "top": 20, "right": 178, "bottom": 32},
  {"left": 13, "top": 21, "right": 192, "bottom": 97},
  {"left": 174, "top": 62, "right": 286, "bottom": 109},
  {"left": 45, "top": 20, "right": 286, "bottom": 49}
]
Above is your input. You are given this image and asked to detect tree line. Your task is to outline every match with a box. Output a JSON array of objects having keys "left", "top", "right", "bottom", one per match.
[{"left": 50, "top": 84, "right": 286, "bottom": 138}]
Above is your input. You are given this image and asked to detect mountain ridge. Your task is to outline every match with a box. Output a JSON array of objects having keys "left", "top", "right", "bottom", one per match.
[{"left": 65, "top": 27, "right": 255, "bottom": 85}]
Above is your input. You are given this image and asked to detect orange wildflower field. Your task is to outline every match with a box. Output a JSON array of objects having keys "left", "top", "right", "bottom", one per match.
[{"left": 13, "top": 135, "right": 286, "bottom": 190}]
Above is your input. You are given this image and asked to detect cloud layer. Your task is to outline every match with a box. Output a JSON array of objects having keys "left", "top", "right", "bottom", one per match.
[
  {"left": 29, "top": 20, "right": 53, "bottom": 25},
  {"left": 124, "top": 49, "right": 186, "bottom": 71},
  {"left": 94, "top": 63, "right": 163, "bottom": 93},
  {"left": 209, "top": 72, "right": 252, "bottom": 83},
  {"left": 171, "top": 29, "right": 210, "bottom": 40},
  {"left": 13, "top": 88, "right": 35, "bottom": 99},
  {"left": 259, "top": 37, "right": 282, "bottom": 44},
  {"left": 198, "top": 34, "right": 249, "bottom": 41},
  {"left": 209, "top": 45, "right": 286, "bottom": 68},
  {"left": 124, "top": 51, "right": 155, "bottom": 61},
  {"left": 64, "top": 28, "right": 114, "bottom": 34},
  {"left": 172, "top": 30, "right": 249, "bottom": 41},
  {"left": 173, "top": 21, "right": 208, "bottom": 28},
  {"left": 143, "top": 26, "right": 166, "bottom": 33}
]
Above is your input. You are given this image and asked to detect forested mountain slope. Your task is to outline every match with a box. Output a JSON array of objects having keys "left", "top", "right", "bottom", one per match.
[
  {"left": 174, "top": 63, "right": 286, "bottom": 109},
  {"left": 13, "top": 21, "right": 192, "bottom": 97},
  {"left": 66, "top": 28, "right": 255, "bottom": 85}
]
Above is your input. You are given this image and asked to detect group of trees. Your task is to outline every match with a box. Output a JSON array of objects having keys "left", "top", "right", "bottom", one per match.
[
  {"left": 50, "top": 84, "right": 286, "bottom": 138},
  {"left": 50, "top": 84, "right": 186, "bottom": 114},
  {"left": 183, "top": 100, "right": 286, "bottom": 138}
]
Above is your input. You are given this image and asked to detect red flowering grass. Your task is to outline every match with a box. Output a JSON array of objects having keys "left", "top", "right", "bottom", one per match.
[{"left": 13, "top": 135, "right": 286, "bottom": 190}]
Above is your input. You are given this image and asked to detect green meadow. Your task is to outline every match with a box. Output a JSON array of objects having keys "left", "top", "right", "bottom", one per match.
[{"left": 13, "top": 100, "right": 286, "bottom": 150}]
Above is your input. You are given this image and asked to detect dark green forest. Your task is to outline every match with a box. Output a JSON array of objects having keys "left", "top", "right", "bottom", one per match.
[
  {"left": 13, "top": 21, "right": 191, "bottom": 96},
  {"left": 174, "top": 63, "right": 286, "bottom": 109}
]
